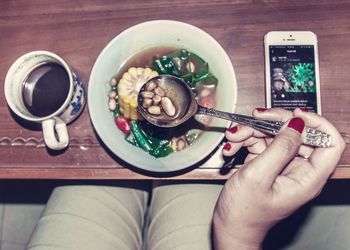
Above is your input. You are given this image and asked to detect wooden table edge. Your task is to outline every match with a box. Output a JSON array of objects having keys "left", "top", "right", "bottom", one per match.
[{"left": 0, "top": 166, "right": 349, "bottom": 179}]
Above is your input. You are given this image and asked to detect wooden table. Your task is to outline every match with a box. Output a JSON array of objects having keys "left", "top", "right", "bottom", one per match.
[{"left": 0, "top": 0, "right": 349, "bottom": 179}]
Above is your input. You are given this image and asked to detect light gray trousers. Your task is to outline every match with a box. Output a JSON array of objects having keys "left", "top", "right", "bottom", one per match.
[
  {"left": 27, "top": 182, "right": 223, "bottom": 250},
  {"left": 26, "top": 182, "right": 350, "bottom": 250}
]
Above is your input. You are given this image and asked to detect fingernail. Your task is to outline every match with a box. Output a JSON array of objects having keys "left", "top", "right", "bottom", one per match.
[
  {"left": 223, "top": 143, "right": 231, "bottom": 151},
  {"left": 256, "top": 108, "right": 267, "bottom": 112},
  {"left": 300, "top": 108, "right": 308, "bottom": 112},
  {"left": 228, "top": 126, "right": 238, "bottom": 133},
  {"left": 287, "top": 117, "right": 305, "bottom": 134}
]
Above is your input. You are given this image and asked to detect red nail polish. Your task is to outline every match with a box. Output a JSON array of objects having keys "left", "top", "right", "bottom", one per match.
[
  {"left": 287, "top": 117, "right": 305, "bottom": 134},
  {"left": 228, "top": 126, "right": 238, "bottom": 133},
  {"left": 256, "top": 108, "right": 267, "bottom": 112},
  {"left": 300, "top": 108, "right": 308, "bottom": 112},
  {"left": 223, "top": 143, "right": 231, "bottom": 151}
]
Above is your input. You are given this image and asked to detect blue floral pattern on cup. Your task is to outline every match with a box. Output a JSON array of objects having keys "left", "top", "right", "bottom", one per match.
[
  {"left": 59, "top": 72, "right": 86, "bottom": 124},
  {"left": 70, "top": 75, "right": 85, "bottom": 115}
]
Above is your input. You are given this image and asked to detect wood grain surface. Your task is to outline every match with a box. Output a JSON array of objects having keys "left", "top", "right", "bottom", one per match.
[{"left": 0, "top": 0, "right": 349, "bottom": 179}]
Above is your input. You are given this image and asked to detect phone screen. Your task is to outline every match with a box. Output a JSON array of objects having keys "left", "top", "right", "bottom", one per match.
[{"left": 269, "top": 45, "right": 318, "bottom": 113}]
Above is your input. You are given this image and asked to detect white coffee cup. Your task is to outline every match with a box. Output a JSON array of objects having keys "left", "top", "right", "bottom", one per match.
[{"left": 4, "top": 51, "right": 86, "bottom": 150}]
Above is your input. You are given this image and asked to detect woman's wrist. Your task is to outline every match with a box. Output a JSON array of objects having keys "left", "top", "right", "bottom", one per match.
[{"left": 213, "top": 212, "right": 266, "bottom": 250}]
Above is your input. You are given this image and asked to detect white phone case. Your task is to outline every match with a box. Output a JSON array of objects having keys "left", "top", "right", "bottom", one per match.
[{"left": 264, "top": 31, "right": 321, "bottom": 114}]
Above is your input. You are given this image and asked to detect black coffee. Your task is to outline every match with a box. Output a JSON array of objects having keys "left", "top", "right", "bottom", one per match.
[{"left": 22, "top": 63, "right": 70, "bottom": 117}]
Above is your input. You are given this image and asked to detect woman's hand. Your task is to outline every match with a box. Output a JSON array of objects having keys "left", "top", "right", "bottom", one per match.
[{"left": 213, "top": 108, "right": 346, "bottom": 250}]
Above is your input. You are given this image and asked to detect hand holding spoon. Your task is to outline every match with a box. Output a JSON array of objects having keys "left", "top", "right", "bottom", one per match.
[{"left": 138, "top": 75, "right": 331, "bottom": 148}]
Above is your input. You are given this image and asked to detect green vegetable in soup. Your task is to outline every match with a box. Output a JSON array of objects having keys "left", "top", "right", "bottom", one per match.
[
  {"left": 125, "top": 131, "right": 140, "bottom": 147},
  {"left": 149, "top": 138, "right": 173, "bottom": 158},
  {"left": 152, "top": 49, "right": 218, "bottom": 91},
  {"left": 130, "top": 120, "right": 173, "bottom": 157},
  {"left": 185, "top": 129, "right": 200, "bottom": 145},
  {"left": 131, "top": 120, "right": 152, "bottom": 152},
  {"left": 152, "top": 56, "right": 181, "bottom": 76}
]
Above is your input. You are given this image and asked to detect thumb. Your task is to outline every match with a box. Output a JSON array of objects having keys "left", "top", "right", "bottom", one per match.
[{"left": 243, "top": 117, "right": 305, "bottom": 187}]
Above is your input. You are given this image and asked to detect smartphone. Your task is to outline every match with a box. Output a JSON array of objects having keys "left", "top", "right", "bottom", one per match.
[{"left": 264, "top": 31, "right": 321, "bottom": 114}]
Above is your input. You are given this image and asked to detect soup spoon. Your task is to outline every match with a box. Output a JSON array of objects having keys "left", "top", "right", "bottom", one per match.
[{"left": 138, "top": 75, "right": 331, "bottom": 148}]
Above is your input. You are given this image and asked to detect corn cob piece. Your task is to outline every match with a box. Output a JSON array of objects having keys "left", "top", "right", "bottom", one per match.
[{"left": 117, "top": 67, "right": 159, "bottom": 120}]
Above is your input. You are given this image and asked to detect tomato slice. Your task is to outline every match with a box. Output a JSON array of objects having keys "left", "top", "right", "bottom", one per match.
[{"left": 115, "top": 115, "right": 131, "bottom": 134}]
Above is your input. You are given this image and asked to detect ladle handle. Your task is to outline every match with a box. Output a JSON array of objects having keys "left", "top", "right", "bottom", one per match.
[{"left": 197, "top": 105, "right": 331, "bottom": 148}]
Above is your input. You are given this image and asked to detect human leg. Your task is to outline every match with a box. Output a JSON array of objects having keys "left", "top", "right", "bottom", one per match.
[
  {"left": 145, "top": 181, "right": 223, "bottom": 250},
  {"left": 27, "top": 183, "right": 149, "bottom": 250}
]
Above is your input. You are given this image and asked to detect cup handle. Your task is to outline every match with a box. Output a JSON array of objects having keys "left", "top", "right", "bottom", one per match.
[{"left": 42, "top": 118, "right": 69, "bottom": 150}]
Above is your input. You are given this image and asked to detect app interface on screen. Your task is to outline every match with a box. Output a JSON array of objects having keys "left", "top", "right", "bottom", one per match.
[{"left": 269, "top": 45, "right": 317, "bottom": 113}]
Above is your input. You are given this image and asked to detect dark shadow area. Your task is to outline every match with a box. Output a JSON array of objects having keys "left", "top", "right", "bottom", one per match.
[
  {"left": 45, "top": 146, "right": 69, "bottom": 156},
  {"left": 0, "top": 180, "right": 57, "bottom": 204},
  {"left": 220, "top": 147, "right": 249, "bottom": 175},
  {"left": 0, "top": 179, "right": 153, "bottom": 204},
  {"left": 263, "top": 203, "right": 313, "bottom": 250},
  {"left": 313, "top": 179, "right": 350, "bottom": 205},
  {"left": 9, "top": 109, "right": 42, "bottom": 131},
  {"left": 262, "top": 179, "right": 350, "bottom": 250}
]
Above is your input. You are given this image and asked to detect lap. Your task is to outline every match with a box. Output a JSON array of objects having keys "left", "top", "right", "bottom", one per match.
[{"left": 27, "top": 182, "right": 224, "bottom": 250}]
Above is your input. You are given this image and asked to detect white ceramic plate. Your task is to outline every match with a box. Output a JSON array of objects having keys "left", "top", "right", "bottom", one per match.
[{"left": 88, "top": 20, "right": 237, "bottom": 173}]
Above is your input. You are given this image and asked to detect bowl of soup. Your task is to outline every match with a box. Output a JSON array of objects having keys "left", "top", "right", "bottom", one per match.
[{"left": 88, "top": 20, "right": 237, "bottom": 173}]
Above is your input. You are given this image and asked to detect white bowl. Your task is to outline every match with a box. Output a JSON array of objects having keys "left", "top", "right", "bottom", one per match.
[{"left": 88, "top": 20, "right": 237, "bottom": 173}]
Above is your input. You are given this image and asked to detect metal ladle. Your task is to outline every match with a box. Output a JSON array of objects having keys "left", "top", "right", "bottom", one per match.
[{"left": 138, "top": 75, "right": 331, "bottom": 148}]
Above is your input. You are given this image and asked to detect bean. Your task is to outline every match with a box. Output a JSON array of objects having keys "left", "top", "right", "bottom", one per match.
[
  {"left": 146, "top": 81, "right": 158, "bottom": 91},
  {"left": 108, "top": 98, "right": 117, "bottom": 110},
  {"left": 186, "top": 62, "right": 195, "bottom": 73},
  {"left": 154, "top": 86, "right": 166, "bottom": 97},
  {"left": 110, "top": 77, "right": 117, "bottom": 86},
  {"left": 148, "top": 106, "right": 161, "bottom": 115},
  {"left": 141, "top": 91, "right": 154, "bottom": 98},
  {"left": 172, "top": 57, "right": 181, "bottom": 68},
  {"left": 109, "top": 91, "right": 117, "bottom": 99},
  {"left": 152, "top": 95, "right": 161, "bottom": 105},
  {"left": 171, "top": 138, "right": 178, "bottom": 151},
  {"left": 142, "top": 98, "right": 152, "bottom": 108},
  {"left": 177, "top": 139, "right": 187, "bottom": 151},
  {"left": 161, "top": 97, "right": 176, "bottom": 116}
]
